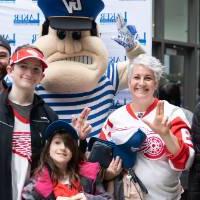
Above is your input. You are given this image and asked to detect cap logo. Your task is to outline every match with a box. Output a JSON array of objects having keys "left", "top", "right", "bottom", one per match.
[
  {"left": 27, "top": 49, "right": 41, "bottom": 57},
  {"left": 62, "top": 0, "right": 82, "bottom": 14}
]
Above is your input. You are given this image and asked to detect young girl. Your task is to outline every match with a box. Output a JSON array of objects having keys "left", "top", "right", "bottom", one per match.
[{"left": 22, "top": 120, "right": 112, "bottom": 200}]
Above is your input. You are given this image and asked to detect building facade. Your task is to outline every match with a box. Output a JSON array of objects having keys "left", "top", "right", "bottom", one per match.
[{"left": 152, "top": 0, "right": 200, "bottom": 111}]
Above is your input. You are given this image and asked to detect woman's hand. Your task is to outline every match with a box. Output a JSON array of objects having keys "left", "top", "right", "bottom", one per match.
[
  {"left": 72, "top": 107, "right": 92, "bottom": 140},
  {"left": 104, "top": 156, "right": 122, "bottom": 180},
  {"left": 143, "top": 100, "right": 180, "bottom": 155},
  {"left": 143, "top": 101, "right": 170, "bottom": 137}
]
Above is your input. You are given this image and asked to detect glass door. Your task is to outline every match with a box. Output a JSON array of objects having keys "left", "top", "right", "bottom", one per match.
[{"left": 163, "top": 44, "right": 197, "bottom": 110}]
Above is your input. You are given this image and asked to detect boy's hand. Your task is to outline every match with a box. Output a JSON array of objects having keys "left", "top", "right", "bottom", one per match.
[
  {"left": 72, "top": 107, "right": 92, "bottom": 140},
  {"left": 112, "top": 14, "right": 139, "bottom": 51}
]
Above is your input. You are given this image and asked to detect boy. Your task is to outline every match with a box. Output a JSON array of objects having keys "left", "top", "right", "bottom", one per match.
[{"left": 0, "top": 44, "right": 91, "bottom": 200}]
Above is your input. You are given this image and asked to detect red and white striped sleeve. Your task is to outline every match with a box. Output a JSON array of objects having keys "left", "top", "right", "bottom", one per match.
[
  {"left": 99, "top": 119, "right": 114, "bottom": 141},
  {"left": 167, "top": 116, "right": 194, "bottom": 171}
]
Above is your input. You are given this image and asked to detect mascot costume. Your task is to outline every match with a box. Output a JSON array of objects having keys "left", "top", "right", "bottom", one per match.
[{"left": 35, "top": 0, "right": 144, "bottom": 137}]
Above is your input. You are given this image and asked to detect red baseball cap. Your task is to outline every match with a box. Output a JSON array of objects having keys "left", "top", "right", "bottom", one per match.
[{"left": 10, "top": 47, "right": 48, "bottom": 70}]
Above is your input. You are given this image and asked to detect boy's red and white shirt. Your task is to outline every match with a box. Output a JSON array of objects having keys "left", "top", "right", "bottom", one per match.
[{"left": 12, "top": 109, "right": 31, "bottom": 200}]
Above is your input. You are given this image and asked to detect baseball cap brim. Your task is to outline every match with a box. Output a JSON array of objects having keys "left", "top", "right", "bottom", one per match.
[
  {"left": 44, "top": 120, "right": 78, "bottom": 141},
  {"left": 10, "top": 48, "right": 48, "bottom": 70},
  {"left": 49, "top": 16, "right": 93, "bottom": 31}
]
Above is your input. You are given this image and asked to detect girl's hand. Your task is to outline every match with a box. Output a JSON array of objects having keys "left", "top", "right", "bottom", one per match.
[
  {"left": 72, "top": 107, "right": 92, "bottom": 140},
  {"left": 56, "top": 196, "right": 72, "bottom": 200},
  {"left": 105, "top": 156, "right": 122, "bottom": 180},
  {"left": 70, "top": 193, "right": 87, "bottom": 200},
  {"left": 56, "top": 194, "right": 86, "bottom": 200}
]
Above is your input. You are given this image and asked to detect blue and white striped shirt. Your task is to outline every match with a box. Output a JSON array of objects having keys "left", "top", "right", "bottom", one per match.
[{"left": 36, "top": 63, "right": 119, "bottom": 137}]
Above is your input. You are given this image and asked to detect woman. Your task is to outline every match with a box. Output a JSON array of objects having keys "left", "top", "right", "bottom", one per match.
[
  {"left": 22, "top": 120, "right": 112, "bottom": 200},
  {"left": 100, "top": 54, "right": 194, "bottom": 200}
]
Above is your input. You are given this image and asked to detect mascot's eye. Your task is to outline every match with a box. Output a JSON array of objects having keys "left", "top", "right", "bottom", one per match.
[
  {"left": 72, "top": 31, "right": 81, "bottom": 40},
  {"left": 57, "top": 30, "right": 66, "bottom": 40}
]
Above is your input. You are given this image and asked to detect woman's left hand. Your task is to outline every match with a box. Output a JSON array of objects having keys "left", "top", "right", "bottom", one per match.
[
  {"left": 143, "top": 100, "right": 180, "bottom": 155},
  {"left": 72, "top": 107, "right": 92, "bottom": 140},
  {"left": 143, "top": 100, "right": 170, "bottom": 137}
]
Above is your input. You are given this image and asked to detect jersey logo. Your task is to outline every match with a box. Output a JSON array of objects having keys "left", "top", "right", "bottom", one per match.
[
  {"left": 140, "top": 134, "right": 165, "bottom": 160},
  {"left": 62, "top": 0, "right": 82, "bottom": 14}
]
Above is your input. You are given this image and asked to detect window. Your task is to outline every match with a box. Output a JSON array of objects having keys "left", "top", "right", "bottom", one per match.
[
  {"left": 152, "top": 0, "right": 155, "bottom": 38},
  {"left": 164, "top": 0, "right": 188, "bottom": 42}
]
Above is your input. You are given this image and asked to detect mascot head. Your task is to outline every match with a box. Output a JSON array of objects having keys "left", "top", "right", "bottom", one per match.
[{"left": 35, "top": 0, "right": 109, "bottom": 93}]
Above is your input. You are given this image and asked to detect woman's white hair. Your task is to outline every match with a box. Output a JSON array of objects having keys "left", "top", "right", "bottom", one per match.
[{"left": 128, "top": 54, "right": 165, "bottom": 83}]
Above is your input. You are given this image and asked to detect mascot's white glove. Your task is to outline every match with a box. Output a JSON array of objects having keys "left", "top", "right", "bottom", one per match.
[{"left": 113, "top": 14, "right": 139, "bottom": 51}]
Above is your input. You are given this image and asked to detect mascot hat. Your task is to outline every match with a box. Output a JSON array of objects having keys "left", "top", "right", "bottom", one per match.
[{"left": 38, "top": 0, "right": 104, "bottom": 31}]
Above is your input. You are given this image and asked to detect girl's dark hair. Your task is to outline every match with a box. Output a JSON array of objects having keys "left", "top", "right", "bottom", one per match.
[{"left": 35, "top": 131, "right": 81, "bottom": 185}]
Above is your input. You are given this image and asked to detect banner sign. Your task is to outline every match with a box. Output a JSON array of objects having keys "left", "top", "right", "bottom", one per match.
[{"left": 0, "top": 0, "right": 152, "bottom": 106}]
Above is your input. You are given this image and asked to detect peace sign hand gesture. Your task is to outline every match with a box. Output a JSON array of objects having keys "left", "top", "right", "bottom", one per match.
[
  {"left": 143, "top": 101, "right": 170, "bottom": 137},
  {"left": 143, "top": 101, "right": 180, "bottom": 155},
  {"left": 72, "top": 107, "right": 92, "bottom": 140}
]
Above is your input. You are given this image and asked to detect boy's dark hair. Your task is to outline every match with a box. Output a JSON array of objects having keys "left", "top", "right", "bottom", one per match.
[{"left": 0, "top": 35, "right": 11, "bottom": 55}]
